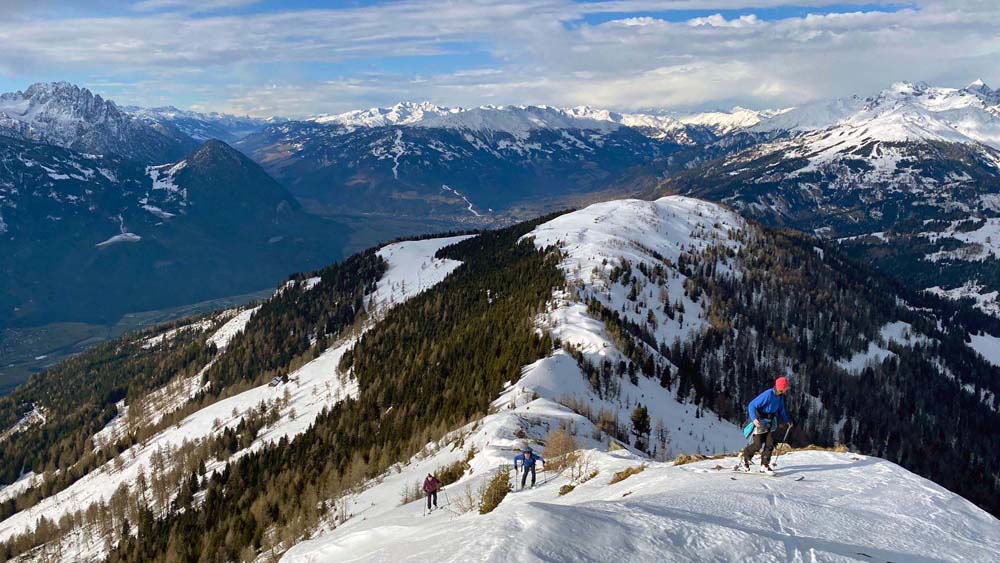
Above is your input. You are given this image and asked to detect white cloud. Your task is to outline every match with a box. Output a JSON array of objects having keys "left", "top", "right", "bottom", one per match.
[
  {"left": 0, "top": 1, "right": 998, "bottom": 116},
  {"left": 687, "top": 13, "right": 761, "bottom": 27}
]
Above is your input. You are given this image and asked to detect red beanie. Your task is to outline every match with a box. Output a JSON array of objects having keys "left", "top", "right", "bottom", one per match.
[{"left": 775, "top": 377, "right": 789, "bottom": 391}]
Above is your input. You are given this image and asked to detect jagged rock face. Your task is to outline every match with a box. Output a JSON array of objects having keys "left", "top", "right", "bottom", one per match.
[{"left": 0, "top": 82, "right": 196, "bottom": 163}]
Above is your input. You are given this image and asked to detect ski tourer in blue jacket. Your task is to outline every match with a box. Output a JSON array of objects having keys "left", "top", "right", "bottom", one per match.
[
  {"left": 747, "top": 385, "right": 791, "bottom": 428},
  {"left": 514, "top": 448, "right": 544, "bottom": 488},
  {"left": 739, "top": 377, "right": 793, "bottom": 474}
]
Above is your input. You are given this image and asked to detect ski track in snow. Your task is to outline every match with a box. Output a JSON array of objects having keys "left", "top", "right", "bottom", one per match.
[
  {"left": 284, "top": 450, "right": 1000, "bottom": 563},
  {"left": 0, "top": 235, "right": 476, "bottom": 547}
]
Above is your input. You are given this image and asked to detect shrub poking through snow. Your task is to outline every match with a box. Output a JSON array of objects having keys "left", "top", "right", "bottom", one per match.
[
  {"left": 543, "top": 426, "right": 578, "bottom": 472},
  {"left": 437, "top": 447, "right": 475, "bottom": 487},
  {"left": 399, "top": 479, "right": 424, "bottom": 505},
  {"left": 609, "top": 464, "right": 646, "bottom": 484},
  {"left": 558, "top": 484, "right": 575, "bottom": 496},
  {"left": 479, "top": 467, "right": 512, "bottom": 514}
]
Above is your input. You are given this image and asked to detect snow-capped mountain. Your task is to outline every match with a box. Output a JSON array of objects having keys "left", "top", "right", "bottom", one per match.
[
  {"left": 311, "top": 101, "right": 714, "bottom": 143},
  {"left": 0, "top": 82, "right": 196, "bottom": 163},
  {"left": 679, "top": 106, "right": 791, "bottom": 135},
  {"left": 1, "top": 196, "right": 998, "bottom": 561},
  {"left": 664, "top": 80, "right": 1000, "bottom": 318},
  {"left": 125, "top": 105, "right": 277, "bottom": 143},
  {"left": 753, "top": 80, "right": 1000, "bottom": 147},
  {"left": 0, "top": 136, "right": 347, "bottom": 328},
  {"left": 310, "top": 101, "right": 460, "bottom": 130}
]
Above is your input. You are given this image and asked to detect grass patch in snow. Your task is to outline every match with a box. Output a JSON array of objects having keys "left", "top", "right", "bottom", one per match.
[{"left": 609, "top": 464, "right": 646, "bottom": 484}]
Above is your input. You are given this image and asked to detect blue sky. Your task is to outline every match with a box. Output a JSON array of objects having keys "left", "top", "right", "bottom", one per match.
[{"left": 1, "top": 1, "right": 995, "bottom": 117}]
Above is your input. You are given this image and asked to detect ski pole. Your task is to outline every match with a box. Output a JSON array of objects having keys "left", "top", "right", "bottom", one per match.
[{"left": 774, "top": 425, "right": 793, "bottom": 466}]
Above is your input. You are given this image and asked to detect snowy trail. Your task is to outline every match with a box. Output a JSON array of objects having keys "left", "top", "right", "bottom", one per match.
[{"left": 284, "top": 451, "right": 1000, "bottom": 563}]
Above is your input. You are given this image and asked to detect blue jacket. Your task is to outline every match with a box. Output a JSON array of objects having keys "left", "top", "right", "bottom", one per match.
[
  {"left": 514, "top": 452, "right": 543, "bottom": 470},
  {"left": 748, "top": 388, "right": 791, "bottom": 424}
]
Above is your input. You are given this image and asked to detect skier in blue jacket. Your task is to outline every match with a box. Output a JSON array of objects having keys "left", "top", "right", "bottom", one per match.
[
  {"left": 514, "top": 447, "right": 545, "bottom": 489},
  {"left": 739, "top": 376, "right": 793, "bottom": 474}
]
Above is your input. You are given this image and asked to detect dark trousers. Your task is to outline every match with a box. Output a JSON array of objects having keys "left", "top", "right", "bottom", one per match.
[
  {"left": 742, "top": 430, "right": 775, "bottom": 466},
  {"left": 520, "top": 464, "right": 536, "bottom": 488},
  {"left": 426, "top": 490, "right": 437, "bottom": 509}
]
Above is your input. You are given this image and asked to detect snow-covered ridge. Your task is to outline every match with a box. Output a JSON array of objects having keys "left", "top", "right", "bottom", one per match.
[
  {"left": 284, "top": 449, "right": 1000, "bottom": 562},
  {"left": 753, "top": 80, "right": 1000, "bottom": 149},
  {"left": 307, "top": 101, "right": 781, "bottom": 142},
  {"left": 680, "top": 106, "right": 791, "bottom": 135},
  {"left": 311, "top": 101, "right": 460, "bottom": 130}
]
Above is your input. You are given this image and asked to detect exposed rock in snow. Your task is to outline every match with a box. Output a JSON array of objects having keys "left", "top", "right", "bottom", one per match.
[{"left": 0, "top": 82, "right": 190, "bottom": 163}]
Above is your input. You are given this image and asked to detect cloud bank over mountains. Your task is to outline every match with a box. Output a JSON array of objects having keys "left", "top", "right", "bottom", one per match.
[{"left": 1, "top": 1, "right": 998, "bottom": 117}]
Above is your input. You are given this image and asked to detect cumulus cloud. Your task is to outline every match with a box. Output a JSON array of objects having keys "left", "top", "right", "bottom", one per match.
[{"left": 0, "top": 0, "right": 998, "bottom": 116}]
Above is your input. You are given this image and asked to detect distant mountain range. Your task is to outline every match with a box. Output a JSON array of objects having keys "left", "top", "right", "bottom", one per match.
[
  {"left": 3, "top": 79, "right": 999, "bottom": 324},
  {"left": 662, "top": 80, "right": 1000, "bottom": 318},
  {"left": 0, "top": 83, "right": 345, "bottom": 329},
  {"left": 124, "top": 105, "right": 281, "bottom": 143}
]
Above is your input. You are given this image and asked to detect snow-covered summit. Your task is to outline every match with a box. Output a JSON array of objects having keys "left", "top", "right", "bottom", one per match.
[
  {"left": 306, "top": 101, "right": 707, "bottom": 141},
  {"left": 752, "top": 80, "right": 1000, "bottom": 149},
  {"left": 0, "top": 82, "right": 124, "bottom": 147},
  {"left": 680, "top": 106, "right": 791, "bottom": 135},
  {"left": 0, "top": 81, "right": 190, "bottom": 162},
  {"left": 311, "top": 101, "right": 460, "bottom": 130},
  {"left": 414, "top": 104, "right": 623, "bottom": 139}
]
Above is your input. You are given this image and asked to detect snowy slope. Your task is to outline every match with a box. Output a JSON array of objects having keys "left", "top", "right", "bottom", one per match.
[
  {"left": 311, "top": 102, "right": 459, "bottom": 130},
  {"left": 367, "top": 235, "right": 474, "bottom": 316},
  {"left": 284, "top": 449, "right": 1000, "bottom": 563},
  {"left": 681, "top": 106, "right": 791, "bottom": 135},
  {"left": 0, "top": 235, "right": 474, "bottom": 550},
  {"left": 752, "top": 81, "right": 1000, "bottom": 149}
]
